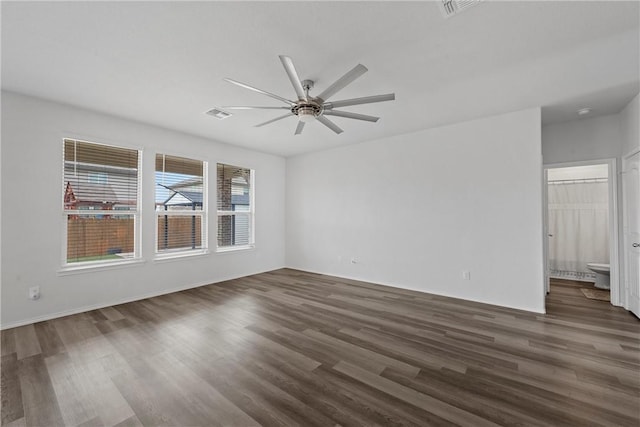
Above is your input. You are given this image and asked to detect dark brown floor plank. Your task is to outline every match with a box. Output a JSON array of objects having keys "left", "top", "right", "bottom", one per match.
[
  {"left": 33, "top": 322, "right": 65, "bottom": 358},
  {"left": 1, "top": 354, "right": 23, "bottom": 425},
  {"left": 16, "top": 355, "right": 64, "bottom": 427},
  {"left": 0, "top": 329, "right": 16, "bottom": 357},
  {"left": 312, "top": 363, "right": 453, "bottom": 427},
  {"left": 13, "top": 326, "right": 40, "bottom": 361}
]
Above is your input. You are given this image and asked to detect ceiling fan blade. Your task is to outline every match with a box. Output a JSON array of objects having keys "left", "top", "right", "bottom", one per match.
[
  {"left": 223, "top": 78, "right": 294, "bottom": 106},
  {"left": 316, "top": 64, "right": 368, "bottom": 101},
  {"left": 279, "top": 56, "right": 307, "bottom": 101},
  {"left": 255, "top": 113, "right": 293, "bottom": 128},
  {"left": 323, "top": 110, "right": 379, "bottom": 122},
  {"left": 294, "top": 121, "right": 305, "bottom": 135},
  {"left": 316, "top": 115, "right": 344, "bottom": 134},
  {"left": 222, "top": 106, "right": 290, "bottom": 110},
  {"left": 324, "top": 93, "right": 395, "bottom": 109}
]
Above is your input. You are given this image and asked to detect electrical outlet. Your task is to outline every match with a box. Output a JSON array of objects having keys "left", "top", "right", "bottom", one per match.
[
  {"left": 28, "top": 286, "right": 40, "bottom": 300},
  {"left": 462, "top": 271, "right": 471, "bottom": 280}
]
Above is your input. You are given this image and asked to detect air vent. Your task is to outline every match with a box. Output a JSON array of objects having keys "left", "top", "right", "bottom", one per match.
[
  {"left": 205, "top": 108, "right": 232, "bottom": 120},
  {"left": 439, "top": 0, "right": 483, "bottom": 18}
]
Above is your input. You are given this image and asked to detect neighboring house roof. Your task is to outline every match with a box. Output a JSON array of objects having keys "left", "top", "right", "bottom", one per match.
[
  {"left": 169, "top": 177, "right": 202, "bottom": 189},
  {"left": 164, "top": 190, "right": 203, "bottom": 206},
  {"left": 158, "top": 177, "right": 249, "bottom": 207},
  {"left": 159, "top": 176, "right": 204, "bottom": 206},
  {"left": 66, "top": 180, "right": 118, "bottom": 204},
  {"left": 64, "top": 161, "right": 138, "bottom": 206}
]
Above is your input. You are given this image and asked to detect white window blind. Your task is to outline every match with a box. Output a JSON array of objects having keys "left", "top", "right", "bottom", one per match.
[
  {"left": 156, "top": 154, "right": 207, "bottom": 255},
  {"left": 63, "top": 139, "right": 140, "bottom": 265},
  {"left": 217, "top": 163, "right": 253, "bottom": 249}
]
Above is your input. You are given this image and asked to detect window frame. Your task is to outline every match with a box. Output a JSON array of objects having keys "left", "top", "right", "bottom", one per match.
[
  {"left": 60, "top": 138, "right": 143, "bottom": 271},
  {"left": 154, "top": 153, "right": 209, "bottom": 260},
  {"left": 216, "top": 163, "right": 255, "bottom": 252}
]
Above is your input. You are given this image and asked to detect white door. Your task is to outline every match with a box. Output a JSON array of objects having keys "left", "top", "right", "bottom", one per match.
[{"left": 623, "top": 152, "right": 640, "bottom": 318}]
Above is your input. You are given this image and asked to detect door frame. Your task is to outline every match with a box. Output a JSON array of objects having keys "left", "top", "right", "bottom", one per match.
[
  {"left": 543, "top": 158, "right": 620, "bottom": 306},
  {"left": 622, "top": 148, "right": 640, "bottom": 313}
]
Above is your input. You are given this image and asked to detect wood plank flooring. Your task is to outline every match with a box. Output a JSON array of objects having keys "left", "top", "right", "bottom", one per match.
[{"left": 1, "top": 270, "right": 639, "bottom": 426}]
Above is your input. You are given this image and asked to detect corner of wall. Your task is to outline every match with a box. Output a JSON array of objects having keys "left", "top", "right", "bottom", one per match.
[{"left": 621, "top": 93, "right": 640, "bottom": 156}]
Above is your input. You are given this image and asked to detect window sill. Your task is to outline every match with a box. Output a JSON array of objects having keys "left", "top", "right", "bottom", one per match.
[
  {"left": 216, "top": 245, "right": 255, "bottom": 254},
  {"left": 58, "top": 258, "right": 145, "bottom": 276},
  {"left": 154, "top": 249, "right": 210, "bottom": 263}
]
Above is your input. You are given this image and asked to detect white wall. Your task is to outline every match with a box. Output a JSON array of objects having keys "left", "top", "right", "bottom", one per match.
[
  {"left": 621, "top": 94, "right": 639, "bottom": 156},
  {"left": 286, "top": 108, "right": 545, "bottom": 313},
  {"left": 542, "top": 114, "right": 623, "bottom": 164},
  {"left": 1, "top": 91, "right": 286, "bottom": 328}
]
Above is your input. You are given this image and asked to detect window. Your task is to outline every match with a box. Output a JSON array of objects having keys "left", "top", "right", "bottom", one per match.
[
  {"left": 217, "top": 163, "right": 253, "bottom": 249},
  {"left": 156, "top": 154, "right": 207, "bottom": 256},
  {"left": 63, "top": 139, "right": 140, "bottom": 265},
  {"left": 87, "top": 172, "right": 108, "bottom": 185}
]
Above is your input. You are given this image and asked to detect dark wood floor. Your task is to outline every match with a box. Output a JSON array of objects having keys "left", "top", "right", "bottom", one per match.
[{"left": 1, "top": 271, "right": 639, "bottom": 426}]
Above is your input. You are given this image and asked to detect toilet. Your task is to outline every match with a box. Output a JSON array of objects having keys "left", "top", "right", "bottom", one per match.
[{"left": 587, "top": 263, "right": 610, "bottom": 289}]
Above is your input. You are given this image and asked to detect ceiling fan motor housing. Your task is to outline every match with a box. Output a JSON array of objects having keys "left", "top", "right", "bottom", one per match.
[{"left": 292, "top": 101, "right": 323, "bottom": 122}]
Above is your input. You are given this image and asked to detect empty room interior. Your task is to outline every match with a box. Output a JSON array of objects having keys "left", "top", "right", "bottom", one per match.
[{"left": 1, "top": 1, "right": 640, "bottom": 426}]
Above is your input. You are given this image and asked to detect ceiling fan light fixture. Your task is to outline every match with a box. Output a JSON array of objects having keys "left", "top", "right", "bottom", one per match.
[{"left": 297, "top": 106, "right": 317, "bottom": 123}]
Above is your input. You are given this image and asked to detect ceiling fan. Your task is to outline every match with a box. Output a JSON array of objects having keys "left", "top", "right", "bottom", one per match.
[{"left": 220, "top": 55, "right": 395, "bottom": 135}]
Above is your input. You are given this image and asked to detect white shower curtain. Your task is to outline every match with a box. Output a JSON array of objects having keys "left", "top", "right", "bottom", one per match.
[{"left": 548, "top": 181, "right": 609, "bottom": 281}]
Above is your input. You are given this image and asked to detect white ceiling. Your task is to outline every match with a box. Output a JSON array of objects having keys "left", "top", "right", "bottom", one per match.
[{"left": 2, "top": 1, "right": 638, "bottom": 157}]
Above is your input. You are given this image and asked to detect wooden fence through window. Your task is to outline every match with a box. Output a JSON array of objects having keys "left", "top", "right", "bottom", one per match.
[
  {"left": 67, "top": 217, "right": 134, "bottom": 259},
  {"left": 67, "top": 216, "right": 203, "bottom": 259}
]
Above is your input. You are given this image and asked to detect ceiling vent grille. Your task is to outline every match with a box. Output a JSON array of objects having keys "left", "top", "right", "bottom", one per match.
[
  {"left": 439, "top": 0, "right": 483, "bottom": 18},
  {"left": 206, "top": 108, "right": 232, "bottom": 120}
]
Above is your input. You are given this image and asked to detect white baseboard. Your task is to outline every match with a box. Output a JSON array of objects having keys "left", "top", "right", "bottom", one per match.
[
  {"left": 285, "top": 266, "right": 546, "bottom": 314},
  {"left": 0, "top": 266, "right": 284, "bottom": 330}
]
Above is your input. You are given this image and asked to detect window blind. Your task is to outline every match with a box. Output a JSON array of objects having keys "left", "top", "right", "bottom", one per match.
[
  {"left": 156, "top": 153, "right": 206, "bottom": 254},
  {"left": 217, "top": 163, "right": 253, "bottom": 248},
  {"left": 63, "top": 139, "right": 139, "bottom": 264}
]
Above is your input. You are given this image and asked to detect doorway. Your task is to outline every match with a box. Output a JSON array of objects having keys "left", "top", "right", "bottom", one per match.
[{"left": 543, "top": 159, "right": 619, "bottom": 307}]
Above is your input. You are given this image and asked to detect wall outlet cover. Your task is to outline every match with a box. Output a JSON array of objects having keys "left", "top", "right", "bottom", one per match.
[{"left": 28, "top": 286, "right": 40, "bottom": 300}]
